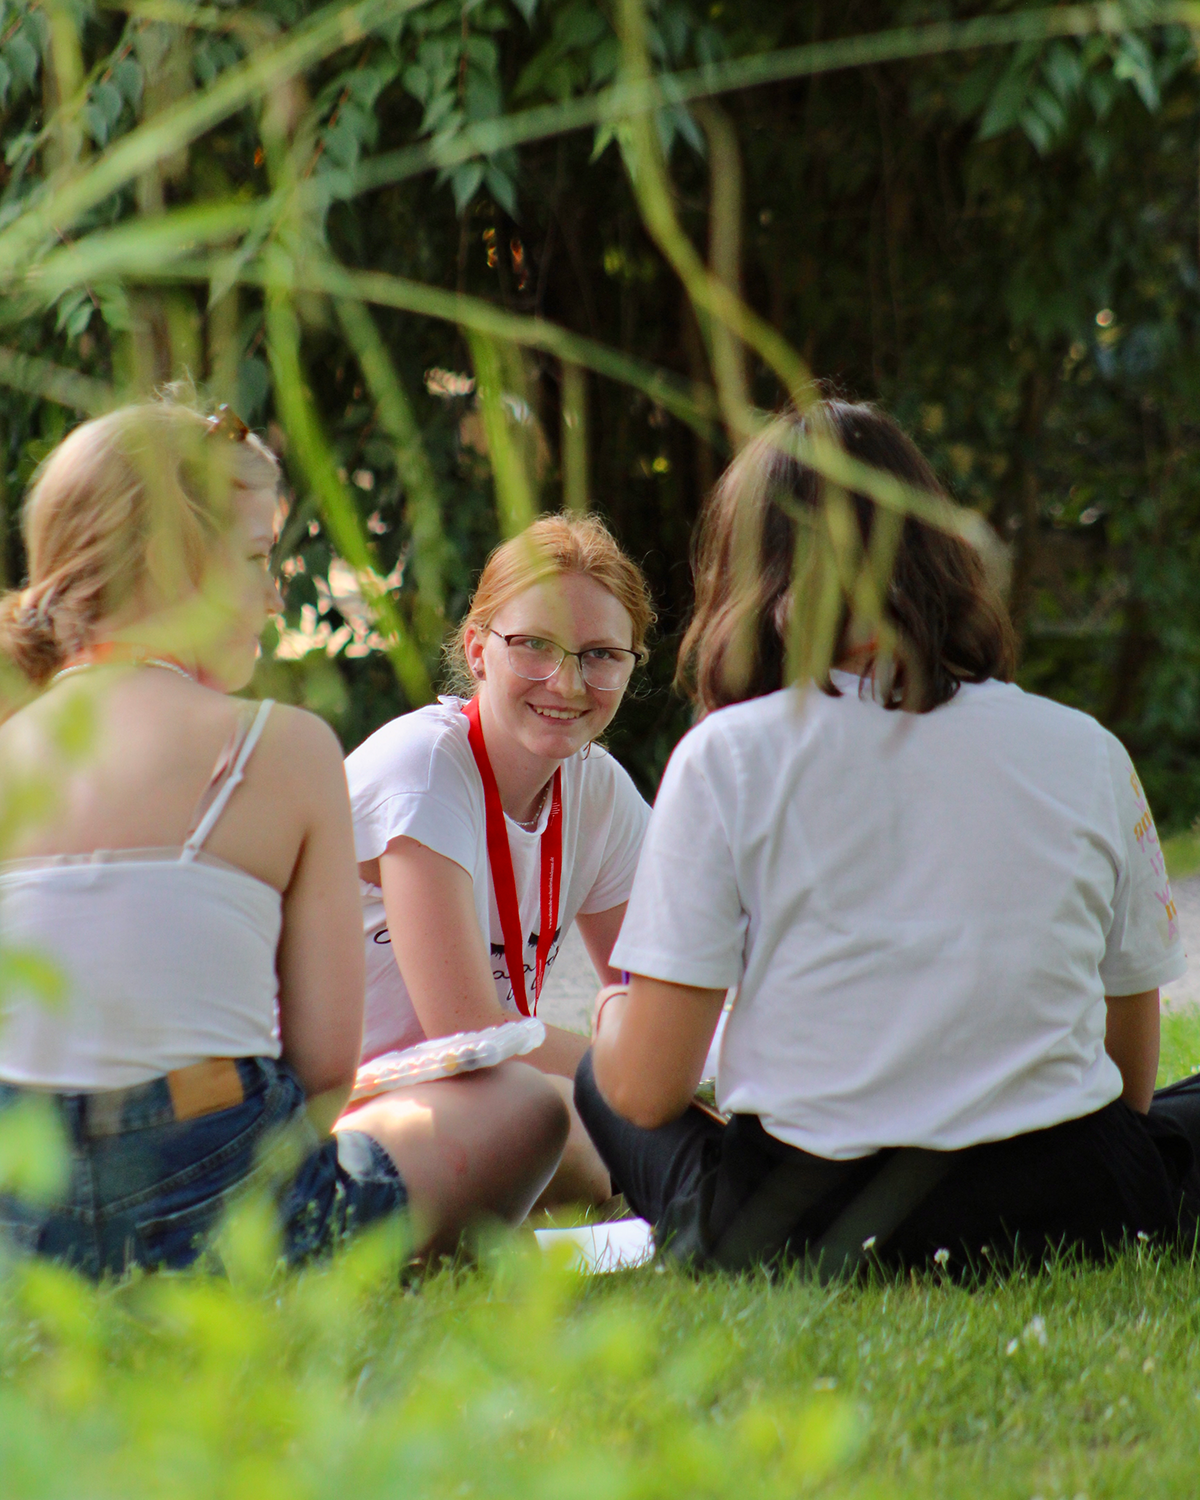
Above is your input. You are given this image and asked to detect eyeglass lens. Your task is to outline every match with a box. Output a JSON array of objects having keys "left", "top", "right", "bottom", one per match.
[{"left": 504, "top": 636, "right": 633, "bottom": 690}]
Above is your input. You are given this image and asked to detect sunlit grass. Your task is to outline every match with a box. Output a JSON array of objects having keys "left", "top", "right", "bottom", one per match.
[
  {"left": 1164, "top": 827, "right": 1200, "bottom": 882},
  {"left": 2, "top": 1009, "right": 1198, "bottom": 1498}
]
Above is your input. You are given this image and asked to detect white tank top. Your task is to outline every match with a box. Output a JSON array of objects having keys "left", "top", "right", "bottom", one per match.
[{"left": 0, "top": 699, "right": 283, "bottom": 1090}]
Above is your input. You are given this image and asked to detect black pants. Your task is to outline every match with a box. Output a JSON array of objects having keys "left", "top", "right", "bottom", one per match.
[{"left": 575, "top": 1052, "right": 1200, "bottom": 1275}]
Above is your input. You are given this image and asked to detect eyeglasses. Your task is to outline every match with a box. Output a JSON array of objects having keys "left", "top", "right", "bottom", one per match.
[
  {"left": 205, "top": 404, "right": 250, "bottom": 442},
  {"left": 489, "top": 631, "right": 644, "bottom": 691}
]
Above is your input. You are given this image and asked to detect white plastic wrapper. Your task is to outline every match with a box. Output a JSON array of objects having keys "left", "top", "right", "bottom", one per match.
[{"left": 350, "top": 1018, "right": 547, "bottom": 1102}]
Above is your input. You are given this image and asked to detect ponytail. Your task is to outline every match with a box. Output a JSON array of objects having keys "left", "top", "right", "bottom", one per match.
[{"left": 0, "top": 585, "right": 67, "bottom": 686}]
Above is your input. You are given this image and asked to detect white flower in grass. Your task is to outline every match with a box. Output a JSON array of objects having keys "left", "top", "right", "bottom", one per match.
[
  {"left": 1005, "top": 1339, "right": 1019, "bottom": 1356},
  {"left": 862, "top": 1235, "right": 876, "bottom": 1252},
  {"left": 1022, "top": 1315, "right": 1048, "bottom": 1348},
  {"left": 933, "top": 1247, "right": 950, "bottom": 1267}
]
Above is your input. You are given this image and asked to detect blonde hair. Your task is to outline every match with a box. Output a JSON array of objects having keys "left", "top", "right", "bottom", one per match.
[
  {"left": 0, "top": 401, "right": 279, "bottom": 685},
  {"left": 445, "top": 513, "right": 655, "bottom": 695}
]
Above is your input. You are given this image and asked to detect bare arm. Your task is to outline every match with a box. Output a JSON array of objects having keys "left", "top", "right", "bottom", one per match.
[
  {"left": 575, "top": 902, "right": 627, "bottom": 987},
  {"left": 591, "top": 975, "right": 726, "bottom": 1128},
  {"left": 1104, "top": 988, "right": 1160, "bottom": 1114},
  {"left": 376, "top": 838, "right": 596, "bottom": 1078},
  {"left": 275, "top": 713, "right": 366, "bottom": 1133}
]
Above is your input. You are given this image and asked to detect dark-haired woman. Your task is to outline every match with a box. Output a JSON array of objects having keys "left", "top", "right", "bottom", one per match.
[{"left": 575, "top": 399, "right": 1199, "bottom": 1275}]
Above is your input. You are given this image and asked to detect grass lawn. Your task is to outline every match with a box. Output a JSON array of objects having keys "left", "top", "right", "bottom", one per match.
[{"left": 4, "top": 1010, "right": 1200, "bottom": 1499}]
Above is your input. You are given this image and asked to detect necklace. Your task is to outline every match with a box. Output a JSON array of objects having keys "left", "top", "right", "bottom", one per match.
[
  {"left": 512, "top": 780, "right": 551, "bottom": 832},
  {"left": 49, "top": 644, "right": 196, "bottom": 688}
]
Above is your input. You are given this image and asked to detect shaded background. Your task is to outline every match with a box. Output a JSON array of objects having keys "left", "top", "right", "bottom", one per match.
[{"left": 2, "top": 0, "right": 1198, "bottom": 823}]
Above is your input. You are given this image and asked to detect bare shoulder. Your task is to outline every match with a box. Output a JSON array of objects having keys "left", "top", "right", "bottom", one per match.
[
  {"left": 262, "top": 700, "right": 342, "bottom": 755},
  {"left": 255, "top": 702, "right": 347, "bottom": 796}
]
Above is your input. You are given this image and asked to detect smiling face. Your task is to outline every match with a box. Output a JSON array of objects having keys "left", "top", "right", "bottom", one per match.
[{"left": 463, "top": 572, "right": 636, "bottom": 763}]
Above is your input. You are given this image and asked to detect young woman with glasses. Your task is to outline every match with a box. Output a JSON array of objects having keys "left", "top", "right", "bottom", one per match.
[
  {"left": 343, "top": 514, "right": 654, "bottom": 1206},
  {"left": 0, "top": 401, "right": 568, "bottom": 1275}
]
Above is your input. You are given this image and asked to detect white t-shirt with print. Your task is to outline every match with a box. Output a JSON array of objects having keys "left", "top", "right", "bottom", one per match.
[
  {"left": 612, "top": 673, "right": 1186, "bottom": 1161},
  {"left": 347, "top": 697, "right": 650, "bottom": 1061}
]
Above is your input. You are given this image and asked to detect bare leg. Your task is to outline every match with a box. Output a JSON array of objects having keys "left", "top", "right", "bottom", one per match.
[
  {"left": 521, "top": 1025, "right": 611, "bottom": 1208},
  {"left": 337, "top": 1061, "right": 568, "bottom": 1257},
  {"left": 533, "top": 1075, "right": 613, "bottom": 1210}
]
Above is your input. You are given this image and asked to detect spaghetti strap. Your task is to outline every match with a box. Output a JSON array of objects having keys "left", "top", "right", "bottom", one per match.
[{"left": 181, "top": 700, "right": 274, "bottom": 860}]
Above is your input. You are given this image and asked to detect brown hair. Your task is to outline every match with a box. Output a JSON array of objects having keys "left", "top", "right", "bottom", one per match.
[
  {"left": 445, "top": 512, "right": 655, "bottom": 694},
  {"left": 677, "top": 400, "right": 1015, "bottom": 714},
  {"left": 0, "top": 401, "right": 278, "bottom": 686}
]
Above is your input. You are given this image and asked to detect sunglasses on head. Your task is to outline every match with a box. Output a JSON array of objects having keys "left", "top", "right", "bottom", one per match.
[{"left": 205, "top": 404, "right": 250, "bottom": 442}]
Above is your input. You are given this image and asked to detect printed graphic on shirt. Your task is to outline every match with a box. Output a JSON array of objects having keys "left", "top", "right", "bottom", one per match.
[
  {"left": 1130, "top": 770, "right": 1178, "bottom": 943},
  {"left": 491, "top": 930, "right": 562, "bottom": 1010}
]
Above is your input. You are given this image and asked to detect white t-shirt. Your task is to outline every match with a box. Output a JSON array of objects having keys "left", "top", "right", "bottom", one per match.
[
  {"left": 612, "top": 673, "right": 1186, "bottom": 1160},
  {"left": 347, "top": 697, "right": 650, "bottom": 1061}
]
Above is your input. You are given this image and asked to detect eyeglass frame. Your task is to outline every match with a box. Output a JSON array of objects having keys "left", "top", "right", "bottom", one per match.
[{"left": 487, "top": 629, "right": 647, "bottom": 689}]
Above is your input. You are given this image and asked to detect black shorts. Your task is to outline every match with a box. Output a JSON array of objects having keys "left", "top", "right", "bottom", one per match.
[{"left": 574, "top": 1050, "right": 1200, "bottom": 1276}]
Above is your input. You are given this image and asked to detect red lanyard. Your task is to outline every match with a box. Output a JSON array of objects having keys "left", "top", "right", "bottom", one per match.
[{"left": 463, "top": 696, "right": 563, "bottom": 1017}]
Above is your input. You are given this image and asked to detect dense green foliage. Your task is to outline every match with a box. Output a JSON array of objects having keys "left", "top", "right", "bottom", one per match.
[
  {"left": 0, "top": 1005, "right": 1197, "bottom": 1499},
  {"left": 4, "top": 13, "right": 1200, "bottom": 1493},
  {"left": 0, "top": 0, "right": 1197, "bottom": 813}
]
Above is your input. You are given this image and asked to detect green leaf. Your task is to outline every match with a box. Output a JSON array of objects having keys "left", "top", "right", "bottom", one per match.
[
  {"left": 589, "top": 33, "right": 619, "bottom": 86},
  {"left": 81, "top": 102, "right": 110, "bottom": 147},
  {"left": 978, "top": 56, "right": 1035, "bottom": 141},
  {"left": 4, "top": 30, "right": 39, "bottom": 90},
  {"left": 464, "top": 65, "right": 502, "bottom": 122},
  {"left": 485, "top": 162, "right": 517, "bottom": 218},
  {"left": 1042, "top": 40, "right": 1082, "bottom": 103},
  {"left": 464, "top": 33, "right": 499, "bottom": 71},
  {"left": 555, "top": 3, "right": 607, "bottom": 51},
  {"left": 421, "top": 89, "right": 460, "bottom": 134},
  {"left": 1086, "top": 67, "right": 1118, "bottom": 119},
  {"left": 112, "top": 56, "right": 144, "bottom": 108},
  {"left": 95, "top": 281, "right": 132, "bottom": 333},
  {"left": 450, "top": 159, "right": 485, "bottom": 214},
  {"left": 1113, "top": 33, "right": 1159, "bottom": 111},
  {"left": 401, "top": 61, "right": 431, "bottom": 103},
  {"left": 0, "top": 0, "right": 431, "bottom": 283},
  {"left": 92, "top": 78, "right": 125, "bottom": 129},
  {"left": 511, "top": 0, "right": 537, "bottom": 21},
  {"left": 50, "top": 684, "right": 96, "bottom": 760},
  {"left": 0, "top": 945, "right": 67, "bottom": 1008},
  {"left": 1018, "top": 102, "right": 1054, "bottom": 154},
  {"left": 0, "top": 1093, "right": 70, "bottom": 1203},
  {"left": 322, "top": 120, "right": 361, "bottom": 168}
]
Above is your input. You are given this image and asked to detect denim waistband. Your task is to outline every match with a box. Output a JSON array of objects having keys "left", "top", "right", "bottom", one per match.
[{"left": 2, "top": 1057, "right": 282, "bottom": 1140}]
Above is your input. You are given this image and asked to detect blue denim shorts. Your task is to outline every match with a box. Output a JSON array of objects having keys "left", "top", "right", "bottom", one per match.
[{"left": 0, "top": 1057, "right": 407, "bottom": 1278}]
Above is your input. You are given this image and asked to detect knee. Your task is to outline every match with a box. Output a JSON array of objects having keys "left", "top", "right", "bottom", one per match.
[
  {"left": 507, "top": 1062, "right": 571, "bottom": 1168},
  {"left": 572, "top": 1047, "right": 600, "bottom": 1127}
]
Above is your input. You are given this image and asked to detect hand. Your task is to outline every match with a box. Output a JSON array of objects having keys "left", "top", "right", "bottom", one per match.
[{"left": 591, "top": 982, "right": 629, "bottom": 1042}]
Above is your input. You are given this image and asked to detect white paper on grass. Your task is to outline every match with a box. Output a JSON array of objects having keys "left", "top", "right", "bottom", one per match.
[
  {"left": 351, "top": 1018, "right": 547, "bottom": 1101},
  {"left": 534, "top": 1218, "right": 655, "bottom": 1273}
]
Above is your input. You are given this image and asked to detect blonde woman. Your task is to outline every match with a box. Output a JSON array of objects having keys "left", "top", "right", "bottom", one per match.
[
  {"left": 343, "top": 515, "right": 654, "bottom": 1205},
  {"left": 0, "top": 402, "right": 567, "bottom": 1276}
]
